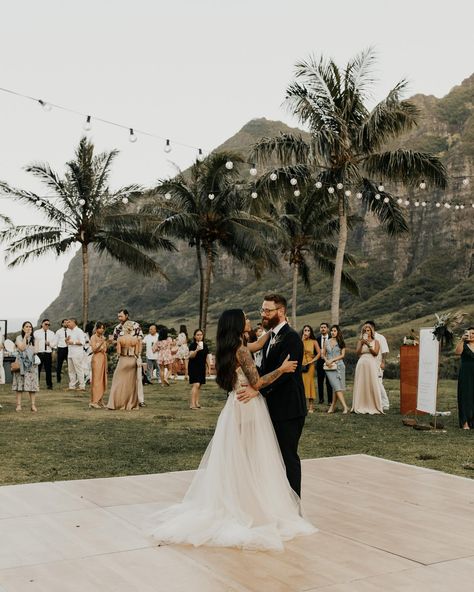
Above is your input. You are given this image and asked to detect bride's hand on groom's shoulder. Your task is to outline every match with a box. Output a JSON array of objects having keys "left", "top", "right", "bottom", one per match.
[{"left": 236, "top": 385, "right": 259, "bottom": 404}]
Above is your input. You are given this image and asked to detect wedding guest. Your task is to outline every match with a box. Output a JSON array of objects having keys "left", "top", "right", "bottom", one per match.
[
  {"left": 66, "top": 318, "right": 86, "bottom": 391},
  {"left": 83, "top": 321, "right": 94, "bottom": 385},
  {"left": 12, "top": 321, "right": 39, "bottom": 412},
  {"left": 253, "top": 324, "right": 265, "bottom": 369},
  {"left": 175, "top": 325, "right": 190, "bottom": 378},
  {"left": 55, "top": 319, "right": 70, "bottom": 383},
  {"left": 455, "top": 327, "right": 474, "bottom": 430},
  {"left": 323, "top": 325, "right": 349, "bottom": 414},
  {"left": 34, "top": 319, "right": 56, "bottom": 390},
  {"left": 107, "top": 320, "right": 140, "bottom": 410},
  {"left": 366, "top": 320, "right": 390, "bottom": 410},
  {"left": 112, "top": 309, "right": 143, "bottom": 341},
  {"left": 316, "top": 322, "right": 333, "bottom": 405},
  {"left": 143, "top": 324, "right": 160, "bottom": 383},
  {"left": 351, "top": 323, "right": 383, "bottom": 414},
  {"left": 89, "top": 322, "right": 108, "bottom": 408},
  {"left": 157, "top": 327, "right": 173, "bottom": 386},
  {"left": 188, "top": 328, "right": 209, "bottom": 409},
  {"left": 300, "top": 325, "right": 320, "bottom": 413}
]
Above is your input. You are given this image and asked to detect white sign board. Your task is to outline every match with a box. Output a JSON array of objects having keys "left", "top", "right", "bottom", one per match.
[{"left": 416, "top": 327, "right": 439, "bottom": 414}]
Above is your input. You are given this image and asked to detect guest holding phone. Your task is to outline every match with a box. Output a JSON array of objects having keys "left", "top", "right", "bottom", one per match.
[
  {"left": 455, "top": 327, "right": 474, "bottom": 430},
  {"left": 351, "top": 323, "right": 383, "bottom": 414},
  {"left": 12, "top": 321, "right": 39, "bottom": 412},
  {"left": 188, "top": 329, "right": 209, "bottom": 409}
]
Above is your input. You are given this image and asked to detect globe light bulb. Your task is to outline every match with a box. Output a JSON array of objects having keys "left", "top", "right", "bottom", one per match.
[
  {"left": 315, "top": 181, "right": 322, "bottom": 189},
  {"left": 404, "top": 200, "right": 410, "bottom": 206},
  {"left": 251, "top": 191, "right": 258, "bottom": 199},
  {"left": 455, "top": 205, "right": 460, "bottom": 210},
  {"left": 397, "top": 198, "right": 403, "bottom": 204},
  {"left": 344, "top": 190, "right": 351, "bottom": 197},
  {"left": 197, "top": 149, "right": 205, "bottom": 162},
  {"left": 471, "top": 203, "right": 474, "bottom": 208},
  {"left": 36, "top": 199, "right": 43, "bottom": 206},
  {"left": 270, "top": 172, "right": 278, "bottom": 181},
  {"left": 328, "top": 187, "right": 335, "bottom": 194},
  {"left": 122, "top": 197, "right": 129, "bottom": 204},
  {"left": 378, "top": 184, "right": 385, "bottom": 192},
  {"left": 79, "top": 198, "right": 86, "bottom": 206},
  {"left": 383, "top": 196, "right": 389, "bottom": 203},
  {"left": 375, "top": 193, "right": 381, "bottom": 200},
  {"left": 414, "top": 201, "right": 420, "bottom": 207},
  {"left": 83, "top": 115, "right": 92, "bottom": 131},
  {"left": 336, "top": 182, "right": 343, "bottom": 190},
  {"left": 460, "top": 204, "right": 465, "bottom": 209},
  {"left": 419, "top": 180, "right": 426, "bottom": 190},
  {"left": 444, "top": 203, "right": 450, "bottom": 208},
  {"left": 164, "top": 192, "right": 172, "bottom": 200},
  {"left": 164, "top": 139, "right": 172, "bottom": 153},
  {"left": 356, "top": 192, "right": 363, "bottom": 199},
  {"left": 249, "top": 165, "right": 257, "bottom": 176},
  {"left": 38, "top": 99, "right": 52, "bottom": 112},
  {"left": 294, "top": 190, "right": 300, "bottom": 197},
  {"left": 225, "top": 160, "right": 234, "bottom": 170},
  {"left": 129, "top": 128, "right": 137, "bottom": 143},
  {"left": 208, "top": 193, "right": 215, "bottom": 200},
  {"left": 462, "top": 178, "right": 469, "bottom": 186},
  {"left": 290, "top": 177, "right": 297, "bottom": 186},
  {"left": 435, "top": 202, "right": 441, "bottom": 207},
  {"left": 421, "top": 201, "right": 427, "bottom": 207}
]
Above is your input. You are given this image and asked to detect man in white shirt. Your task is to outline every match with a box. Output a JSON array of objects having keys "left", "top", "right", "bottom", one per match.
[
  {"left": 55, "top": 319, "right": 70, "bottom": 384},
  {"left": 366, "top": 320, "right": 390, "bottom": 411},
  {"left": 66, "top": 318, "right": 86, "bottom": 391},
  {"left": 34, "top": 319, "right": 57, "bottom": 390},
  {"left": 316, "top": 323, "right": 333, "bottom": 405},
  {"left": 143, "top": 324, "right": 160, "bottom": 385}
]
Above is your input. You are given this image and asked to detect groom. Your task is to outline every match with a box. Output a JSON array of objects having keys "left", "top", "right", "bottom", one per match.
[{"left": 237, "top": 293, "right": 307, "bottom": 497}]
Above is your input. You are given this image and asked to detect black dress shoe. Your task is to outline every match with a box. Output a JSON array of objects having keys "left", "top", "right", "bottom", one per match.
[
  {"left": 139, "top": 402, "right": 146, "bottom": 407},
  {"left": 47, "top": 386, "right": 53, "bottom": 390}
]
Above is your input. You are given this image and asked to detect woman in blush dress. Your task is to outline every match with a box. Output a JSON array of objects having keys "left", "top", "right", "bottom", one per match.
[
  {"left": 175, "top": 325, "right": 190, "bottom": 379},
  {"left": 157, "top": 328, "right": 173, "bottom": 386},
  {"left": 107, "top": 321, "right": 140, "bottom": 410},
  {"left": 351, "top": 323, "right": 383, "bottom": 414},
  {"left": 90, "top": 322, "right": 107, "bottom": 408},
  {"left": 147, "top": 309, "right": 316, "bottom": 550}
]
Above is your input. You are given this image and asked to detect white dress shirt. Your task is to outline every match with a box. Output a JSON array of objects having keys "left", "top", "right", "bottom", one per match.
[
  {"left": 67, "top": 326, "right": 86, "bottom": 358},
  {"left": 266, "top": 321, "right": 288, "bottom": 356},
  {"left": 143, "top": 334, "right": 159, "bottom": 360},
  {"left": 33, "top": 329, "right": 57, "bottom": 353},
  {"left": 55, "top": 326, "right": 71, "bottom": 348},
  {"left": 320, "top": 333, "right": 330, "bottom": 352}
]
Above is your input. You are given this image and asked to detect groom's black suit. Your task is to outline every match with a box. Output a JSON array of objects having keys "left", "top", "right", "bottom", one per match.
[{"left": 259, "top": 323, "right": 307, "bottom": 497}]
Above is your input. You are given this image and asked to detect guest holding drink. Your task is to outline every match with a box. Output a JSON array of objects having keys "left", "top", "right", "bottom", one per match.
[
  {"left": 455, "top": 327, "right": 474, "bottom": 430},
  {"left": 90, "top": 322, "right": 108, "bottom": 409},
  {"left": 188, "top": 329, "right": 209, "bottom": 409},
  {"left": 323, "top": 325, "right": 349, "bottom": 414},
  {"left": 351, "top": 323, "right": 383, "bottom": 414},
  {"left": 300, "top": 325, "right": 320, "bottom": 413},
  {"left": 12, "top": 321, "right": 39, "bottom": 412}
]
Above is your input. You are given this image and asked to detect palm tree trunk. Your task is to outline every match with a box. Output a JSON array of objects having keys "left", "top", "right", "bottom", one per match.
[
  {"left": 330, "top": 196, "right": 348, "bottom": 325},
  {"left": 196, "top": 239, "right": 205, "bottom": 328},
  {"left": 291, "top": 263, "right": 298, "bottom": 328},
  {"left": 201, "top": 248, "right": 213, "bottom": 335},
  {"left": 81, "top": 243, "right": 89, "bottom": 329}
]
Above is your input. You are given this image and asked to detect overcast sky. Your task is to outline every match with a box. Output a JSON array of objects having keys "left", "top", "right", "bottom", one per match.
[{"left": 1, "top": 0, "right": 473, "bottom": 330}]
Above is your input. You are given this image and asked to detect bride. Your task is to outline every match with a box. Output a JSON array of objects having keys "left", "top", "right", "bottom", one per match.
[{"left": 148, "top": 309, "right": 316, "bottom": 551}]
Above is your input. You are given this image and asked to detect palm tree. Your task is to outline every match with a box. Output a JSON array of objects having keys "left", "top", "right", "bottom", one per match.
[
  {"left": 0, "top": 137, "right": 175, "bottom": 327},
  {"left": 252, "top": 48, "right": 448, "bottom": 323},
  {"left": 268, "top": 189, "right": 359, "bottom": 327},
  {"left": 144, "top": 152, "right": 279, "bottom": 333}
]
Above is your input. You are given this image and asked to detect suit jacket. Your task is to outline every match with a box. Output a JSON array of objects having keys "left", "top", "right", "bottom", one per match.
[{"left": 259, "top": 323, "right": 307, "bottom": 422}]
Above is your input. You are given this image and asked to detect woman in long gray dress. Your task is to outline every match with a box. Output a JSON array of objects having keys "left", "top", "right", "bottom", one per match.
[
  {"left": 12, "top": 321, "right": 39, "bottom": 412},
  {"left": 322, "top": 325, "right": 349, "bottom": 414}
]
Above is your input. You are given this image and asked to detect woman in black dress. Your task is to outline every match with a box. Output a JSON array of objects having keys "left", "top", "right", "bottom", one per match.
[
  {"left": 188, "top": 329, "right": 209, "bottom": 409},
  {"left": 455, "top": 327, "right": 474, "bottom": 430}
]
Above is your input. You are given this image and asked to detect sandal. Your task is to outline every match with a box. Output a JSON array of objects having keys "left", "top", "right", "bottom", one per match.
[{"left": 16, "top": 405, "right": 22, "bottom": 412}]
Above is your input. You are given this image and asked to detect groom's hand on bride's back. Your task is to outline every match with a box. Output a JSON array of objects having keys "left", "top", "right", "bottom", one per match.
[{"left": 236, "top": 385, "right": 259, "bottom": 404}]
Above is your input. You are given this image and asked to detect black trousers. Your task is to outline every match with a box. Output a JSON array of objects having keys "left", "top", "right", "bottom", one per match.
[
  {"left": 316, "top": 363, "right": 333, "bottom": 404},
  {"left": 56, "top": 347, "right": 69, "bottom": 382},
  {"left": 38, "top": 352, "right": 53, "bottom": 388},
  {"left": 272, "top": 416, "right": 305, "bottom": 497}
]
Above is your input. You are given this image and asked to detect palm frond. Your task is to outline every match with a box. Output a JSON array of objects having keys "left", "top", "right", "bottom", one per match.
[
  {"left": 251, "top": 133, "right": 311, "bottom": 165},
  {"left": 359, "top": 178, "right": 408, "bottom": 235}
]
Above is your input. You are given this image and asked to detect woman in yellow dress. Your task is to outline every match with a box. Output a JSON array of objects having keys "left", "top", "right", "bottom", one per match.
[{"left": 300, "top": 325, "right": 320, "bottom": 413}]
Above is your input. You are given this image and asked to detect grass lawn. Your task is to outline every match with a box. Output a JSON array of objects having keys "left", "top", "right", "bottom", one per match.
[{"left": 0, "top": 378, "right": 472, "bottom": 486}]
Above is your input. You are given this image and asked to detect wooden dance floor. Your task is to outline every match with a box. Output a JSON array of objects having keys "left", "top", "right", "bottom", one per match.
[{"left": 0, "top": 454, "right": 473, "bottom": 591}]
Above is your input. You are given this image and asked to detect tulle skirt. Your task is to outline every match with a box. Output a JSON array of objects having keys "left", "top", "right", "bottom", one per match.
[{"left": 147, "top": 391, "right": 316, "bottom": 551}]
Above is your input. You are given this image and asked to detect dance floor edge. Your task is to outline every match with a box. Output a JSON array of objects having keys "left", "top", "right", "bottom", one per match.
[{"left": 0, "top": 454, "right": 473, "bottom": 591}]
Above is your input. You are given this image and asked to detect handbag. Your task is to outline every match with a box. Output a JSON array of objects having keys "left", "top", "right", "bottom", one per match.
[
  {"left": 34, "top": 355, "right": 41, "bottom": 366},
  {"left": 301, "top": 363, "right": 310, "bottom": 373},
  {"left": 11, "top": 360, "right": 20, "bottom": 373},
  {"left": 323, "top": 362, "right": 337, "bottom": 371}
]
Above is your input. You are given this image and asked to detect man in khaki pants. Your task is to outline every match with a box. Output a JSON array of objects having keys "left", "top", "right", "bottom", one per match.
[{"left": 66, "top": 318, "right": 86, "bottom": 391}]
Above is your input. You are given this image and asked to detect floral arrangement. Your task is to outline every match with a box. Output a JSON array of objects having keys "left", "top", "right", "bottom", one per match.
[
  {"left": 432, "top": 311, "right": 466, "bottom": 348},
  {"left": 403, "top": 329, "right": 419, "bottom": 345}
]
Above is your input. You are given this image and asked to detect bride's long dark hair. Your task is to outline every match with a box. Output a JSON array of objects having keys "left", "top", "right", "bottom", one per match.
[{"left": 215, "top": 309, "right": 246, "bottom": 393}]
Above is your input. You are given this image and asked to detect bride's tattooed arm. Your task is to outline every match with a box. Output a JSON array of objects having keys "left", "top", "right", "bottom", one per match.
[{"left": 236, "top": 346, "right": 297, "bottom": 390}]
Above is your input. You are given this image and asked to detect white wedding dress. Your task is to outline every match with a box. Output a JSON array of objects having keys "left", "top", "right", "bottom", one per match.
[{"left": 147, "top": 368, "right": 316, "bottom": 551}]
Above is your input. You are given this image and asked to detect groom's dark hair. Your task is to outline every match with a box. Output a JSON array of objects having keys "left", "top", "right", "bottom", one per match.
[{"left": 263, "top": 293, "right": 287, "bottom": 311}]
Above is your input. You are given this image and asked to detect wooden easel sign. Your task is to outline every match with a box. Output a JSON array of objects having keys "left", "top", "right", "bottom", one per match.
[{"left": 416, "top": 327, "right": 439, "bottom": 415}]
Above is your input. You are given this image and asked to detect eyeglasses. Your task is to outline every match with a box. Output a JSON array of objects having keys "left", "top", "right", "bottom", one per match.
[
  {"left": 260, "top": 307, "right": 281, "bottom": 314},
  {"left": 44, "top": 323, "right": 50, "bottom": 326}
]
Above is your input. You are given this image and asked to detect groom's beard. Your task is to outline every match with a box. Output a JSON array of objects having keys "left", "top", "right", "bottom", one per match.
[{"left": 262, "top": 316, "right": 280, "bottom": 330}]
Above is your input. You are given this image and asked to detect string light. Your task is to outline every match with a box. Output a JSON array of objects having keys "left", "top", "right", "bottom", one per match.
[
  {"left": 328, "top": 187, "right": 335, "bottom": 194},
  {"left": 463, "top": 178, "right": 470, "bottom": 186},
  {"left": 421, "top": 201, "right": 427, "bottom": 207},
  {"left": 414, "top": 201, "right": 420, "bottom": 207},
  {"left": 208, "top": 193, "right": 215, "bottom": 200},
  {"left": 375, "top": 193, "right": 381, "bottom": 200},
  {"left": 197, "top": 148, "right": 205, "bottom": 162},
  {"left": 38, "top": 99, "right": 52, "bottom": 112},
  {"left": 344, "top": 190, "right": 351, "bottom": 197},
  {"left": 164, "top": 192, "right": 172, "bottom": 200},
  {"left": 270, "top": 172, "right": 278, "bottom": 181},
  {"left": 356, "top": 192, "right": 363, "bottom": 199},
  {"left": 377, "top": 183, "right": 385, "bottom": 192},
  {"left": 404, "top": 200, "right": 410, "bottom": 206},
  {"left": 83, "top": 115, "right": 92, "bottom": 132},
  {"left": 225, "top": 160, "right": 234, "bottom": 170},
  {"left": 397, "top": 198, "right": 403, "bottom": 204},
  {"left": 129, "top": 128, "right": 137, "bottom": 143},
  {"left": 122, "top": 197, "right": 129, "bottom": 204},
  {"left": 78, "top": 198, "right": 86, "bottom": 206},
  {"left": 290, "top": 177, "right": 297, "bottom": 186},
  {"left": 383, "top": 196, "right": 390, "bottom": 203},
  {"left": 249, "top": 165, "right": 257, "bottom": 176},
  {"left": 164, "top": 139, "right": 172, "bottom": 153},
  {"left": 315, "top": 181, "right": 322, "bottom": 189},
  {"left": 251, "top": 191, "right": 258, "bottom": 199},
  {"left": 419, "top": 180, "right": 426, "bottom": 190},
  {"left": 294, "top": 190, "right": 300, "bottom": 197},
  {"left": 336, "top": 182, "right": 343, "bottom": 190},
  {"left": 436, "top": 202, "right": 441, "bottom": 207}
]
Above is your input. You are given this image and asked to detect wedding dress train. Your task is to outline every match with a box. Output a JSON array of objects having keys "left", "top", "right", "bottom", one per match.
[{"left": 148, "top": 369, "right": 316, "bottom": 551}]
